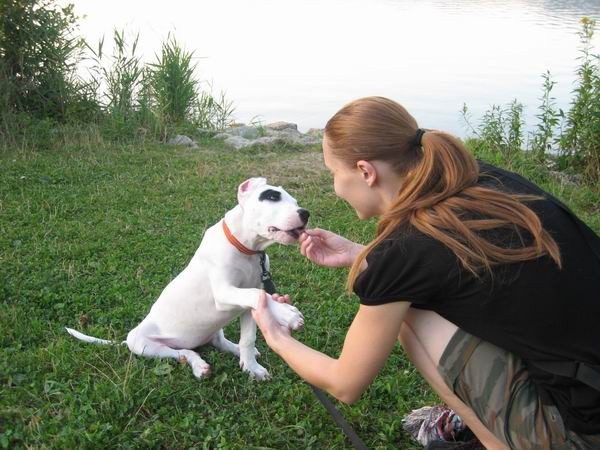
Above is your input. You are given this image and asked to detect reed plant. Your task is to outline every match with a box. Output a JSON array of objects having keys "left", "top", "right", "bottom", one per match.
[
  {"left": 194, "top": 85, "right": 236, "bottom": 131},
  {"left": 147, "top": 36, "right": 199, "bottom": 126},
  {"left": 85, "top": 30, "right": 149, "bottom": 139},
  {"left": 87, "top": 30, "right": 144, "bottom": 120}
]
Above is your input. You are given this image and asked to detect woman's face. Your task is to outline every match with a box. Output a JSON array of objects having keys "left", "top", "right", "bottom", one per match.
[{"left": 322, "top": 136, "right": 381, "bottom": 219}]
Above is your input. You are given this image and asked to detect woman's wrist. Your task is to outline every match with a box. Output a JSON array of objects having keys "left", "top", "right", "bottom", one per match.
[
  {"left": 265, "top": 327, "right": 292, "bottom": 353},
  {"left": 348, "top": 243, "right": 365, "bottom": 266}
]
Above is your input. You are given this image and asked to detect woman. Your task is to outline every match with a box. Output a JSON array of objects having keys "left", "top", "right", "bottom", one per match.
[{"left": 251, "top": 97, "right": 600, "bottom": 449}]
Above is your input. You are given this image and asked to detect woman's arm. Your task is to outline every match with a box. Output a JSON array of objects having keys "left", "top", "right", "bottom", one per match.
[{"left": 254, "top": 293, "right": 410, "bottom": 404}]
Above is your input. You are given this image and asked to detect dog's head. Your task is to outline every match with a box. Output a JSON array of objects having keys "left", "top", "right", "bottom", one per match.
[{"left": 237, "top": 177, "right": 309, "bottom": 245}]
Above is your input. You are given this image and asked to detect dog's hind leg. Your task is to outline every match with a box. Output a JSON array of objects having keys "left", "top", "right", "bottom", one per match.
[
  {"left": 127, "top": 334, "right": 211, "bottom": 379},
  {"left": 210, "top": 329, "right": 260, "bottom": 358},
  {"left": 210, "top": 329, "right": 240, "bottom": 356}
]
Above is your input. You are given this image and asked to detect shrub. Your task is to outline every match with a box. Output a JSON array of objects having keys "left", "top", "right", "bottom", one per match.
[
  {"left": 560, "top": 17, "right": 600, "bottom": 181},
  {"left": 147, "top": 36, "right": 199, "bottom": 126},
  {"left": 461, "top": 99, "right": 524, "bottom": 158},
  {"left": 0, "top": 0, "right": 92, "bottom": 120}
]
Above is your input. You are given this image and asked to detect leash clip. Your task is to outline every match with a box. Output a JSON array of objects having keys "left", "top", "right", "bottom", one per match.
[{"left": 258, "top": 252, "right": 277, "bottom": 294}]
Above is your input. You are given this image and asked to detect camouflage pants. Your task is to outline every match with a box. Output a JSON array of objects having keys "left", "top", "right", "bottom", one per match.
[{"left": 438, "top": 329, "right": 600, "bottom": 450}]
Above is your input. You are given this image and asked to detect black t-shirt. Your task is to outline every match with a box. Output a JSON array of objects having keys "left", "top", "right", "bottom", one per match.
[{"left": 354, "top": 162, "right": 600, "bottom": 435}]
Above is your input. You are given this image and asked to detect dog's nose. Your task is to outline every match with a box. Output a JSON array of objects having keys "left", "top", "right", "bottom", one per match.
[{"left": 298, "top": 208, "right": 310, "bottom": 224}]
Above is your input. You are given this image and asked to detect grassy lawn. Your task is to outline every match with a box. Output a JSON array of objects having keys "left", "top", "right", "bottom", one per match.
[{"left": 1, "top": 138, "right": 598, "bottom": 449}]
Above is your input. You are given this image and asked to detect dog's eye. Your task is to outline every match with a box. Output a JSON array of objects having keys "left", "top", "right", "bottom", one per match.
[{"left": 258, "top": 189, "right": 282, "bottom": 202}]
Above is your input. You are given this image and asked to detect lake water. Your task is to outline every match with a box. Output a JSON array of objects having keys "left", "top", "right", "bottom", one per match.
[{"left": 71, "top": 0, "right": 600, "bottom": 136}]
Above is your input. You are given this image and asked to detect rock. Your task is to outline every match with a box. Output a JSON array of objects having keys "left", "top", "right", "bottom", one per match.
[
  {"left": 197, "top": 128, "right": 217, "bottom": 137},
  {"left": 549, "top": 170, "right": 583, "bottom": 186},
  {"left": 212, "top": 120, "right": 322, "bottom": 150},
  {"left": 167, "top": 135, "right": 198, "bottom": 148},
  {"left": 297, "top": 135, "right": 321, "bottom": 145},
  {"left": 266, "top": 121, "right": 298, "bottom": 132},
  {"left": 224, "top": 135, "right": 253, "bottom": 149},
  {"left": 253, "top": 136, "right": 286, "bottom": 146},
  {"left": 306, "top": 128, "right": 324, "bottom": 138},
  {"left": 268, "top": 128, "right": 302, "bottom": 140},
  {"left": 227, "top": 125, "right": 260, "bottom": 140}
]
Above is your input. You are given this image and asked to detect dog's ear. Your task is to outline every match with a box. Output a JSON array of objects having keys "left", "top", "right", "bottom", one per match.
[{"left": 237, "top": 177, "right": 267, "bottom": 205}]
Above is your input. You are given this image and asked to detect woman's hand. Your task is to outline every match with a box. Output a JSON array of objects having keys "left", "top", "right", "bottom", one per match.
[
  {"left": 299, "top": 228, "right": 364, "bottom": 268},
  {"left": 252, "top": 291, "right": 291, "bottom": 345}
]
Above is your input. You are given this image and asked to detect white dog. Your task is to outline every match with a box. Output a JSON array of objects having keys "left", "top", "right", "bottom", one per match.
[{"left": 66, "top": 177, "right": 307, "bottom": 380}]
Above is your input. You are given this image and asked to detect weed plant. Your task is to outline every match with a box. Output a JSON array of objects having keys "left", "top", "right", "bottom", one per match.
[
  {"left": 560, "top": 17, "right": 600, "bottom": 180},
  {"left": 461, "top": 100, "right": 524, "bottom": 158}
]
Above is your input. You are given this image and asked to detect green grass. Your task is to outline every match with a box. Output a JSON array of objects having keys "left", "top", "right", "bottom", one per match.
[
  {"left": 0, "top": 140, "right": 436, "bottom": 449},
  {"left": 1, "top": 139, "right": 598, "bottom": 449}
]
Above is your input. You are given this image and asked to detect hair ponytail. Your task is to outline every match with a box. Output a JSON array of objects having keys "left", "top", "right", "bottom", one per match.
[{"left": 324, "top": 97, "right": 561, "bottom": 292}]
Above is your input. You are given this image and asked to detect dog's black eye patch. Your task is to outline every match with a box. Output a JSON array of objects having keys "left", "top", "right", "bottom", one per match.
[{"left": 259, "top": 189, "right": 281, "bottom": 202}]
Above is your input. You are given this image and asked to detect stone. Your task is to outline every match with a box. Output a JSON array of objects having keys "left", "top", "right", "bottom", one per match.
[
  {"left": 297, "top": 135, "right": 321, "bottom": 145},
  {"left": 268, "top": 128, "right": 301, "bottom": 140},
  {"left": 306, "top": 128, "right": 324, "bottom": 137},
  {"left": 224, "top": 135, "right": 253, "bottom": 149},
  {"left": 214, "top": 120, "right": 323, "bottom": 150},
  {"left": 266, "top": 121, "right": 298, "bottom": 132},
  {"left": 197, "top": 128, "right": 217, "bottom": 137},
  {"left": 167, "top": 135, "right": 198, "bottom": 148},
  {"left": 253, "top": 136, "right": 286, "bottom": 146},
  {"left": 549, "top": 170, "right": 583, "bottom": 186},
  {"left": 227, "top": 125, "right": 260, "bottom": 140}
]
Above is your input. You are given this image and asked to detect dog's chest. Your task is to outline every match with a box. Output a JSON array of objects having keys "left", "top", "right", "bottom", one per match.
[{"left": 232, "top": 257, "right": 263, "bottom": 289}]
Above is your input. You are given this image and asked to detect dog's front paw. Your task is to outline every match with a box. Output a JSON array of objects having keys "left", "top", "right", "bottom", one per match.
[
  {"left": 270, "top": 301, "right": 304, "bottom": 331},
  {"left": 240, "top": 360, "right": 270, "bottom": 381}
]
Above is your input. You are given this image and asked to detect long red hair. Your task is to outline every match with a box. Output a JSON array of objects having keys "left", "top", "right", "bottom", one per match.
[{"left": 324, "top": 97, "right": 561, "bottom": 290}]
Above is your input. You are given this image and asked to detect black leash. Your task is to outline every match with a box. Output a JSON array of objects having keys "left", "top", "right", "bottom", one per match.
[
  {"left": 258, "top": 252, "right": 369, "bottom": 450},
  {"left": 309, "top": 385, "right": 369, "bottom": 450}
]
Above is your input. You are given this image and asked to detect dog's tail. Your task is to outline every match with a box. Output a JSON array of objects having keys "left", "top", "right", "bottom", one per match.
[{"left": 65, "top": 327, "right": 119, "bottom": 345}]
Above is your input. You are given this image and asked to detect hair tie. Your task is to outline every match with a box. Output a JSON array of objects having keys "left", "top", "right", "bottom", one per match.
[{"left": 414, "top": 128, "right": 426, "bottom": 147}]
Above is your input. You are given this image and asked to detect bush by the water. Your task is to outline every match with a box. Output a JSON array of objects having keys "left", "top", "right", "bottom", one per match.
[
  {"left": 0, "top": 0, "right": 234, "bottom": 146},
  {"left": 462, "top": 17, "right": 600, "bottom": 182}
]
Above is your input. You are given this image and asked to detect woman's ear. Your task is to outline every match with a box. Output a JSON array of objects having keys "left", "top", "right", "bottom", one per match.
[{"left": 356, "top": 160, "right": 377, "bottom": 187}]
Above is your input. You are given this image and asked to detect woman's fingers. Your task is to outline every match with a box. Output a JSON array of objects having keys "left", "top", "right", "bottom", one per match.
[
  {"left": 272, "top": 293, "right": 291, "bottom": 304},
  {"left": 300, "top": 238, "right": 308, "bottom": 256},
  {"left": 306, "top": 242, "right": 314, "bottom": 259},
  {"left": 300, "top": 235, "right": 315, "bottom": 258}
]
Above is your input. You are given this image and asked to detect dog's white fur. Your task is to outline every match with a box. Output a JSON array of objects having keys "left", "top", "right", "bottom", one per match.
[{"left": 66, "top": 177, "right": 306, "bottom": 380}]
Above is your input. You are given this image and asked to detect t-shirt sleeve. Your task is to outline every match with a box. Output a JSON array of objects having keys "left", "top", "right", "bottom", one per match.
[{"left": 353, "top": 234, "right": 457, "bottom": 306}]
